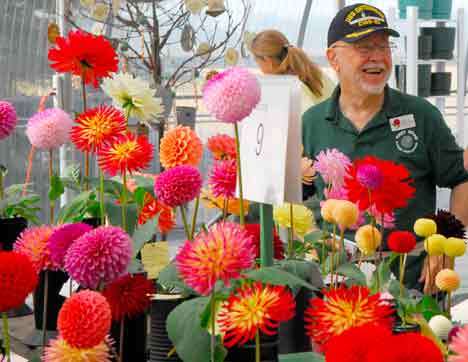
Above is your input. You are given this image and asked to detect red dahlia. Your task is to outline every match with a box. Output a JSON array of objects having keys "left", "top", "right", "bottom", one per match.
[
  {"left": 48, "top": 30, "right": 118, "bottom": 88},
  {"left": 344, "top": 156, "right": 415, "bottom": 214}
]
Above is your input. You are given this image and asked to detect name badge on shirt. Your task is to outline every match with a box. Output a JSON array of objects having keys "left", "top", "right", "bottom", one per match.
[{"left": 389, "top": 114, "right": 416, "bottom": 132}]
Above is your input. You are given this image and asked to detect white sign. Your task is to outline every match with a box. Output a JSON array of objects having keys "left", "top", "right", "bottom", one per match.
[{"left": 238, "top": 75, "right": 302, "bottom": 205}]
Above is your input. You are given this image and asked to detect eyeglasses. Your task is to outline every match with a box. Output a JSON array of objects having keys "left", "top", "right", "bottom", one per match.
[{"left": 331, "top": 42, "right": 397, "bottom": 55}]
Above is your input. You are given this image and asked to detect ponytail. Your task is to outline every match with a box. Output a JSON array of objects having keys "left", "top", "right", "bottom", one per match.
[{"left": 251, "top": 29, "right": 325, "bottom": 98}]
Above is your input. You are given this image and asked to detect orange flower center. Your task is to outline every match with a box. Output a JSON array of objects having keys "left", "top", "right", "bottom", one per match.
[{"left": 111, "top": 140, "right": 139, "bottom": 161}]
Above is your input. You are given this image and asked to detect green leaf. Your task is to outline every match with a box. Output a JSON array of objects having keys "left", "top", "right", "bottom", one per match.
[
  {"left": 105, "top": 200, "right": 137, "bottom": 235},
  {"left": 167, "top": 297, "right": 227, "bottom": 362},
  {"left": 244, "top": 267, "right": 318, "bottom": 291},
  {"left": 418, "top": 295, "right": 443, "bottom": 321},
  {"left": 336, "top": 263, "right": 367, "bottom": 286},
  {"left": 127, "top": 258, "right": 144, "bottom": 274},
  {"left": 370, "top": 253, "right": 399, "bottom": 293},
  {"left": 57, "top": 191, "right": 93, "bottom": 223},
  {"left": 49, "top": 173, "right": 65, "bottom": 201},
  {"left": 278, "top": 259, "right": 324, "bottom": 288},
  {"left": 133, "top": 187, "right": 148, "bottom": 207},
  {"left": 132, "top": 217, "right": 157, "bottom": 257},
  {"left": 303, "top": 230, "right": 323, "bottom": 243},
  {"left": 279, "top": 352, "right": 324, "bottom": 362},
  {"left": 157, "top": 263, "right": 195, "bottom": 295}
]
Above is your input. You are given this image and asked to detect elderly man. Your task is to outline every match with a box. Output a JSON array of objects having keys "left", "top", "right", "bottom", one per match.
[{"left": 302, "top": 3, "right": 468, "bottom": 292}]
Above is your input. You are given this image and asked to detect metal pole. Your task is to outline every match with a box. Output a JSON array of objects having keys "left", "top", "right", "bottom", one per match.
[
  {"left": 297, "top": 0, "right": 314, "bottom": 48},
  {"left": 337, "top": 0, "right": 345, "bottom": 11}
]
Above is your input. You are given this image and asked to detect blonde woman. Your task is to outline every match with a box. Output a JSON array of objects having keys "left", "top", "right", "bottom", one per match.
[{"left": 251, "top": 29, "right": 335, "bottom": 114}]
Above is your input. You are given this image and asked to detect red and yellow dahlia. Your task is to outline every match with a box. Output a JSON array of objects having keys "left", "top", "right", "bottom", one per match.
[
  {"left": 70, "top": 105, "right": 127, "bottom": 153},
  {"left": 304, "top": 285, "right": 394, "bottom": 348},
  {"left": 48, "top": 30, "right": 118, "bottom": 88},
  {"left": 207, "top": 134, "right": 236, "bottom": 160},
  {"left": 175, "top": 222, "right": 256, "bottom": 295},
  {"left": 344, "top": 156, "right": 415, "bottom": 214},
  {"left": 98, "top": 131, "right": 153, "bottom": 176},
  {"left": 217, "top": 282, "right": 295, "bottom": 347},
  {"left": 138, "top": 192, "right": 175, "bottom": 234}
]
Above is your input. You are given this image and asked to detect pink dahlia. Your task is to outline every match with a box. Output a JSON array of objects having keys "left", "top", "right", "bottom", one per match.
[
  {"left": 356, "top": 164, "right": 383, "bottom": 190},
  {"left": 26, "top": 108, "right": 73, "bottom": 149},
  {"left": 0, "top": 101, "right": 17, "bottom": 140},
  {"left": 202, "top": 67, "right": 261, "bottom": 123},
  {"left": 64, "top": 226, "right": 132, "bottom": 289},
  {"left": 209, "top": 159, "right": 237, "bottom": 198},
  {"left": 314, "top": 148, "right": 351, "bottom": 190},
  {"left": 57, "top": 290, "right": 112, "bottom": 348},
  {"left": 176, "top": 221, "right": 256, "bottom": 295},
  {"left": 47, "top": 223, "right": 93, "bottom": 269},
  {"left": 154, "top": 165, "right": 202, "bottom": 208},
  {"left": 449, "top": 324, "right": 468, "bottom": 362},
  {"left": 14, "top": 225, "right": 59, "bottom": 271}
]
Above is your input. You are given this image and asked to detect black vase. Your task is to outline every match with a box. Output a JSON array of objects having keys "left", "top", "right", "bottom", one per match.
[
  {"left": 0, "top": 217, "right": 33, "bottom": 318},
  {"left": 226, "top": 333, "right": 279, "bottom": 362},
  {"left": 0, "top": 217, "right": 27, "bottom": 251},
  {"left": 393, "top": 323, "right": 421, "bottom": 334},
  {"left": 33, "top": 270, "right": 68, "bottom": 330},
  {"left": 149, "top": 295, "right": 185, "bottom": 362},
  {"left": 278, "top": 288, "right": 315, "bottom": 354},
  {"left": 111, "top": 313, "right": 148, "bottom": 362}
]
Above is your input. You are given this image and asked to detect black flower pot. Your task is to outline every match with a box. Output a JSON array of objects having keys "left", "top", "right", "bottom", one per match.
[
  {"left": 111, "top": 313, "right": 148, "bottom": 362},
  {"left": 278, "top": 288, "right": 316, "bottom": 354},
  {"left": 82, "top": 217, "right": 101, "bottom": 228},
  {"left": 150, "top": 294, "right": 185, "bottom": 362},
  {"left": 226, "top": 332, "right": 279, "bottom": 362},
  {"left": 393, "top": 323, "right": 421, "bottom": 334},
  {"left": 0, "top": 217, "right": 27, "bottom": 251},
  {"left": 0, "top": 217, "right": 32, "bottom": 318},
  {"left": 33, "top": 270, "right": 68, "bottom": 331},
  {"left": 421, "top": 27, "right": 456, "bottom": 59},
  {"left": 431, "top": 72, "right": 452, "bottom": 96},
  {"left": 418, "top": 35, "right": 433, "bottom": 60}
]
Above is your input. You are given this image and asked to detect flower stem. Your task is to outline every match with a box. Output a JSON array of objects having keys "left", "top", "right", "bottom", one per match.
[
  {"left": 121, "top": 171, "right": 128, "bottom": 232},
  {"left": 223, "top": 198, "right": 228, "bottom": 220},
  {"left": 0, "top": 171, "right": 3, "bottom": 201},
  {"left": 119, "top": 318, "right": 125, "bottom": 362},
  {"left": 255, "top": 330, "right": 261, "bottom": 362},
  {"left": 427, "top": 255, "right": 432, "bottom": 295},
  {"left": 41, "top": 270, "right": 49, "bottom": 348},
  {"left": 210, "top": 292, "right": 216, "bottom": 362},
  {"left": 190, "top": 197, "right": 200, "bottom": 240},
  {"left": 22, "top": 146, "right": 36, "bottom": 196},
  {"left": 2, "top": 312, "right": 11, "bottom": 362},
  {"left": 234, "top": 123, "right": 245, "bottom": 226},
  {"left": 81, "top": 76, "right": 87, "bottom": 112},
  {"left": 330, "top": 223, "right": 336, "bottom": 288},
  {"left": 448, "top": 291, "right": 452, "bottom": 318},
  {"left": 99, "top": 169, "right": 106, "bottom": 226},
  {"left": 179, "top": 206, "right": 190, "bottom": 240},
  {"left": 49, "top": 150, "right": 54, "bottom": 224},
  {"left": 399, "top": 254, "right": 404, "bottom": 298},
  {"left": 288, "top": 203, "right": 295, "bottom": 258}
]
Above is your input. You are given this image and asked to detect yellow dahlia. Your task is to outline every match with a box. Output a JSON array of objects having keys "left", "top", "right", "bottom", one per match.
[
  {"left": 355, "top": 224, "right": 382, "bottom": 256},
  {"left": 273, "top": 203, "right": 313, "bottom": 237},
  {"left": 424, "top": 234, "right": 446, "bottom": 256},
  {"left": 443, "top": 237, "right": 466, "bottom": 258},
  {"left": 414, "top": 218, "right": 437, "bottom": 237}
]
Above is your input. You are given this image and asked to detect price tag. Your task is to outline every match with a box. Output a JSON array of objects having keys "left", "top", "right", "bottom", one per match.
[
  {"left": 141, "top": 242, "right": 170, "bottom": 279},
  {"left": 238, "top": 75, "right": 302, "bottom": 205}
]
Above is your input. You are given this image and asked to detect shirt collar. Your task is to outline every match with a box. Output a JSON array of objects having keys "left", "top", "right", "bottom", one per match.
[{"left": 325, "top": 85, "right": 405, "bottom": 122}]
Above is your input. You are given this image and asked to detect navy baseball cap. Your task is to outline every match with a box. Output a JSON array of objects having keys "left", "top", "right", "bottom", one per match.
[{"left": 327, "top": 3, "right": 400, "bottom": 47}]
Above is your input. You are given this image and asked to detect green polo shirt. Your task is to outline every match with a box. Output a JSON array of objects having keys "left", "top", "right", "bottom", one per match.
[{"left": 302, "top": 86, "right": 468, "bottom": 233}]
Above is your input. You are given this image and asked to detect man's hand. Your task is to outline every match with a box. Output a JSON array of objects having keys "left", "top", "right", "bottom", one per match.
[{"left": 418, "top": 255, "right": 445, "bottom": 295}]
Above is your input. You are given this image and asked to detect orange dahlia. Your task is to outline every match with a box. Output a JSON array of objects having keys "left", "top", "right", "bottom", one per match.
[
  {"left": 48, "top": 30, "right": 118, "bottom": 88},
  {"left": 70, "top": 105, "right": 127, "bottom": 153},
  {"left": 217, "top": 282, "right": 295, "bottom": 347},
  {"left": 159, "top": 125, "right": 203, "bottom": 169},
  {"left": 175, "top": 222, "right": 256, "bottom": 295},
  {"left": 207, "top": 134, "right": 236, "bottom": 160},
  {"left": 138, "top": 192, "right": 175, "bottom": 234},
  {"left": 304, "top": 285, "right": 394, "bottom": 349},
  {"left": 98, "top": 131, "right": 153, "bottom": 176},
  {"left": 43, "top": 336, "right": 113, "bottom": 362}
]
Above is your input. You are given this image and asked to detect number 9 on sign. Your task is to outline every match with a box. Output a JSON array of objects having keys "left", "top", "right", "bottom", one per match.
[{"left": 255, "top": 123, "right": 264, "bottom": 156}]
